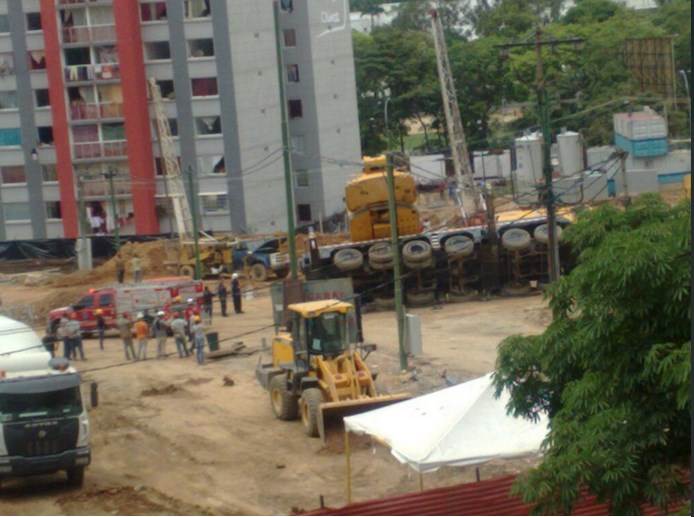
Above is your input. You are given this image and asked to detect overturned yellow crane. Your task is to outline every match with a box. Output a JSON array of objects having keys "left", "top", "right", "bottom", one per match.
[{"left": 256, "top": 299, "right": 409, "bottom": 441}]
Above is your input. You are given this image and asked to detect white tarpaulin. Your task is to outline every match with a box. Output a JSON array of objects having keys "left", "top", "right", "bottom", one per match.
[{"left": 344, "top": 372, "right": 548, "bottom": 473}]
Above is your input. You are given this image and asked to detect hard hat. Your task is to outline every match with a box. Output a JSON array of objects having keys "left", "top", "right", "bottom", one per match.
[
  {"left": 94, "top": 309, "right": 102, "bottom": 315},
  {"left": 194, "top": 315, "right": 201, "bottom": 322},
  {"left": 137, "top": 312, "right": 144, "bottom": 319},
  {"left": 187, "top": 298, "right": 194, "bottom": 304},
  {"left": 174, "top": 296, "right": 181, "bottom": 302},
  {"left": 232, "top": 273, "right": 239, "bottom": 279},
  {"left": 157, "top": 311, "right": 165, "bottom": 316}
]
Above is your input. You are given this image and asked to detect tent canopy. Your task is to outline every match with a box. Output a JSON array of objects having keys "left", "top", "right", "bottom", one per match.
[{"left": 344, "top": 372, "right": 548, "bottom": 473}]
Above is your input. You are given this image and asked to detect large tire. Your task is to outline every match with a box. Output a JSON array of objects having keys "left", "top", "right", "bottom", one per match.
[
  {"left": 66, "top": 466, "right": 85, "bottom": 487},
  {"left": 179, "top": 265, "right": 195, "bottom": 278},
  {"left": 368, "top": 242, "right": 393, "bottom": 264},
  {"left": 405, "top": 289, "right": 436, "bottom": 307},
  {"left": 373, "top": 296, "right": 395, "bottom": 311},
  {"left": 369, "top": 258, "right": 393, "bottom": 271},
  {"left": 448, "top": 289, "right": 477, "bottom": 303},
  {"left": 402, "top": 240, "right": 432, "bottom": 263},
  {"left": 270, "top": 375, "right": 299, "bottom": 421},
  {"left": 444, "top": 235, "right": 474, "bottom": 258},
  {"left": 533, "top": 224, "right": 563, "bottom": 244},
  {"left": 333, "top": 248, "right": 363, "bottom": 272},
  {"left": 300, "top": 388, "right": 323, "bottom": 438},
  {"left": 249, "top": 263, "right": 268, "bottom": 282},
  {"left": 501, "top": 228, "right": 532, "bottom": 251}
]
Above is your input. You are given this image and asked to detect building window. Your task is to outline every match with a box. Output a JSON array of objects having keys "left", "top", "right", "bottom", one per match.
[
  {"left": 154, "top": 156, "right": 181, "bottom": 176},
  {"left": 140, "top": 2, "right": 168, "bottom": 22},
  {"left": 291, "top": 134, "right": 304, "bottom": 154},
  {"left": 46, "top": 201, "right": 61, "bottom": 220},
  {"left": 287, "top": 64, "right": 299, "bottom": 83},
  {"left": 297, "top": 204, "right": 312, "bottom": 222},
  {"left": 184, "top": 0, "right": 211, "bottom": 18},
  {"left": 0, "top": 15, "right": 9, "bottom": 33},
  {"left": 0, "top": 91, "right": 18, "bottom": 110},
  {"left": 0, "top": 53, "right": 14, "bottom": 76},
  {"left": 42, "top": 164, "right": 58, "bottom": 182},
  {"left": 102, "top": 123, "right": 125, "bottom": 141},
  {"left": 189, "top": 39, "right": 214, "bottom": 58},
  {"left": 144, "top": 41, "right": 171, "bottom": 61},
  {"left": 198, "top": 155, "right": 225, "bottom": 175},
  {"left": 0, "top": 128, "right": 21, "bottom": 147},
  {"left": 156, "top": 79, "right": 175, "bottom": 100},
  {"left": 283, "top": 29, "right": 296, "bottom": 47},
  {"left": 288, "top": 100, "right": 303, "bottom": 119},
  {"left": 26, "top": 12, "right": 42, "bottom": 31},
  {"left": 4, "top": 203, "right": 31, "bottom": 221},
  {"left": 35, "top": 89, "right": 50, "bottom": 107},
  {"left": 295, "top": 169, "right": 308, "bottom": 187},
  {"left": 168, "top": 118, "right": 178, "bottom": 136},
  {"left": 38, "top": 126, "right": 54, "bottom": 145},
  {"left": 191, "top": 77, "right": 218, "bottom": 97},
  {"left": 28, "top": 51, "right": 46, "bottom": 70},
  {"left": 200, "top": 193, "right": 228, "bottom": 213},
  {"left": 1, "top": 165, "right": 26, "bottom": 184},
  {"left": 195, "top": 116, "right": 222, "bottom": 135}
]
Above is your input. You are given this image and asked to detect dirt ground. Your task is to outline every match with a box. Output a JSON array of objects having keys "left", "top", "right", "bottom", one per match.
[{"left": 0, "top": 273, "right": 551, "bottom": 516}]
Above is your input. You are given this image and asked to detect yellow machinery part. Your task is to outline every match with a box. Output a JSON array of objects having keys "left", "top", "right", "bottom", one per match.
[
  {"left": 350, "top": 206, "right": 422, "bottom": 242},
  {"left": 345, "top": 170, "right": 417, "bottom": 212}
]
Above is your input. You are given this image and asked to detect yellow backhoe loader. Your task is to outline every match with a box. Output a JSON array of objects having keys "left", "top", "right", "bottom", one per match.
[{"left": 256, "top": 299, "right": 409, "bottom": 441}]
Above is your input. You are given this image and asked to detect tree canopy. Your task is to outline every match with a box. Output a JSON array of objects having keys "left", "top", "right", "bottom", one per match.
[
  {"left": 493, "top": 195, "right": 691, "bottom": 514},
  {"left": 352, "top": 0, "right": 692, "bottom": 154}
]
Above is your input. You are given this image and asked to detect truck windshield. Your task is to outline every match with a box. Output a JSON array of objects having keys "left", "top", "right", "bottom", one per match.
[
  {"left": 307, "top": 312, "right": 347, "bottom": 356},
  {"left": 0, "top": 386, "right": 83, "bottom": 423}
]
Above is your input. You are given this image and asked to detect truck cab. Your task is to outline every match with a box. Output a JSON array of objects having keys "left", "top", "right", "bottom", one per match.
[{"left": 0, "top": 317, "right": 90, "bottom": 488}]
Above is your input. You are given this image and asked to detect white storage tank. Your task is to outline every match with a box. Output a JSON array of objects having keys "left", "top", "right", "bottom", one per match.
[
  {"left": 514, "top": 134, "right": 542, "bottom": 185},
  {"left": 557, "top": 131, "right": 583, "bottom": 177}
]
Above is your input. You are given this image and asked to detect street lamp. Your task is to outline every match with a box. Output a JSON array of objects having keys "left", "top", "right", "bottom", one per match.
[{"left": 679, "top": 70, "right": 691, "bottom": 138}]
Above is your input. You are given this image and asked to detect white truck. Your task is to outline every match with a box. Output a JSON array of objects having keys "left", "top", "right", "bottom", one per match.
[{"left": 0, "top": 316, "right": 90, "bottom": 488}]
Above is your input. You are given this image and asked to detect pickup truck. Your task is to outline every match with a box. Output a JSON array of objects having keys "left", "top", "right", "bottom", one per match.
[{"left": 231, "top": 237, "right": 288, "bottom": 281}]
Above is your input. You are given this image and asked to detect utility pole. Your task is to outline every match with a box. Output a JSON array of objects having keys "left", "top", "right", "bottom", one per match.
[
  {"left": 273, "top": 1, "right": 298, "bottom": 280},
  {"left": 386, "top": 153, "right": 407, "bottom": 371},
  {"left": 618, "top": 149, "right": 630, "bottom": 207},
  {"left": 104, "top": 167, "right": 120, "bottom": 252},
  {"left": 496, "top": 30, "right": 584, "bottom": 283},
  {"left": 186, "top": 165, "right": 202, "bottom": 280}
]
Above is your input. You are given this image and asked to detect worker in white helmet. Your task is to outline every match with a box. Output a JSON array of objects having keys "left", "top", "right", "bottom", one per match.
[
  {"left": 153, "top": 310, "right": 169, "bottom": 359},
  {"left": 231, "top": 273, "right": 243, "bottom": 314}
]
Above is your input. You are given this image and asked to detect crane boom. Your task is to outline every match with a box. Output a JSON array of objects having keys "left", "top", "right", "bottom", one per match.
[
  {"left": 430, "top": 10, "right": 481, "bottom": 217},
  {"left": 148, "top": 77, "right": 195, "bottom": 241}
]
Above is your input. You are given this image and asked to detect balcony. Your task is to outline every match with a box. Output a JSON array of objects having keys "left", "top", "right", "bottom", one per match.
[
  {"left": 73, "top": 140, "right": 127, "bottom": 159},
  {"left": 62, "top": 24, "right": 117, "bottom": 44},
  {"left": 64, "top": 63, "right": 120, "bottom": 83},
  {"left": 82, "top": 178, "right": 132, "bottom": 199},
  {"left": 69, "top": 102, "right": 124, "bottom": 121}
]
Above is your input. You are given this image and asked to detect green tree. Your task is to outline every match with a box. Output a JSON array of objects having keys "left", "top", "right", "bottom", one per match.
[{"left": 494, "top": 195, "right": 691, "bottom": 514}]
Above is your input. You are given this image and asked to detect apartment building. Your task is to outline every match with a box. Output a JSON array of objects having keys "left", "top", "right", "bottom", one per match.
[{"left": 0, "top": 0, "right": 361, "bottom": 240}]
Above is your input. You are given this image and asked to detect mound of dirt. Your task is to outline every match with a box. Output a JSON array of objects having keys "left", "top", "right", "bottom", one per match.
[
  {"left": 141, "top": 384, "right": 180, "bottom": 397},
  {"left": 32, "top": 285, "right": 91, "bottom": 324},
  {"left": 50, "top": 240, "right": 175, "bottom": 288}
]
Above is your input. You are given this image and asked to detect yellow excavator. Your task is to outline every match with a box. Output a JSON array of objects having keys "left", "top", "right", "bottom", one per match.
[{"left": 256, "top": 299, "right": 409, "bottom": 441}]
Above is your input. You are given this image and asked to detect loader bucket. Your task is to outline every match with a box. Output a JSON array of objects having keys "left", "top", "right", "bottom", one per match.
[{"left": 317, "top": 393, "right": 411, "bottom": 445}]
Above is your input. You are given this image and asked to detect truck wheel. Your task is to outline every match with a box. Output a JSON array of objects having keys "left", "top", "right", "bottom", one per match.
[
  {"left": 333, "top": 248, "right": 363, "bottom": 272},
  {"left": 533, "top": 223, "right": 563, "bottom": 245},
  {"left": 373, "top": 296, "right": 395, "bottom": 311},
  {"left": 66, "top": 466, "right": 85, "bottom": 487},
  {"left": 270, "top": 375, "right": 299, "bottom": 421},
  {"left": 300, "top": 388, "right": 323, "bottom": 438},
  {"left": 402, "top": 240, "right": 432, "bottom": 262},
  {"left": 406, "top": 289, "right": 436, "bottom": 307},
  {"left": 448, "top": 289, "right": 477, "bottom": 303},
  {"left": 368, "top": 242, "right": 393, "bottom": 264},
  {"left": 369, "top": 258, "right": 393, "bottom": 271},
  {"left": 444, "top": 235, "right": 474, "bottom": 258},
  {"left": 179, "top": 265, "right": 195, "bottom": 278},
  {"left": 250, "top": 263, "right": 268, "bottom": 282},
  {"left": 501, "top": 228, "right": 532, "bottom": 251}
]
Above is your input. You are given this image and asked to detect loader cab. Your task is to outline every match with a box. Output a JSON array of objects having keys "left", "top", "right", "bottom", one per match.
[{"left": 287, "top": 300, "right": 354, "bottom": 360}]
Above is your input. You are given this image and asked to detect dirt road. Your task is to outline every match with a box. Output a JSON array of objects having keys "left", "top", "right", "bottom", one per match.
[{"left": 0, "top": 282, "right": 549, "bottom": 515}]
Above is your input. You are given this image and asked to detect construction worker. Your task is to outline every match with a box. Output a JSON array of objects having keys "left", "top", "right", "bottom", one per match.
[
  {"left": 58, "top": 315, "right": 71, "bottom": 359},
  {"left": 95, "top": 309, "right": 106, "bottom": 350},
  {"left": 191, "top": 315, "right": 206, "bottom": 365},
  {"left": 231, "top": 273, "right": 243, "bottom": 314},
  {"left": 169, "top": 312, "right": 188, "bottom": 358},
  {"left": 202, "top": 286, "right": 214, "bottom": 323},
  {"left": 132, "top": 253, "right": 142, "bottom": 283},
  {"left": 153, "top": 310, "right": 168, "bottom": 359},
  {"left": 217, "top": 281, "right": 228, "bottom": 317},
  {"left": 117, "top": 312, "right": 136, "bottom": 360},
  {"left": 115, "top": 253, "right": 125, "bottom": 283},
  {"left": 134, "top": 312, "right": 149, "bottom": 360},
  {"left": 67, "top": 313, "right": 85, "bottom": 361}
]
